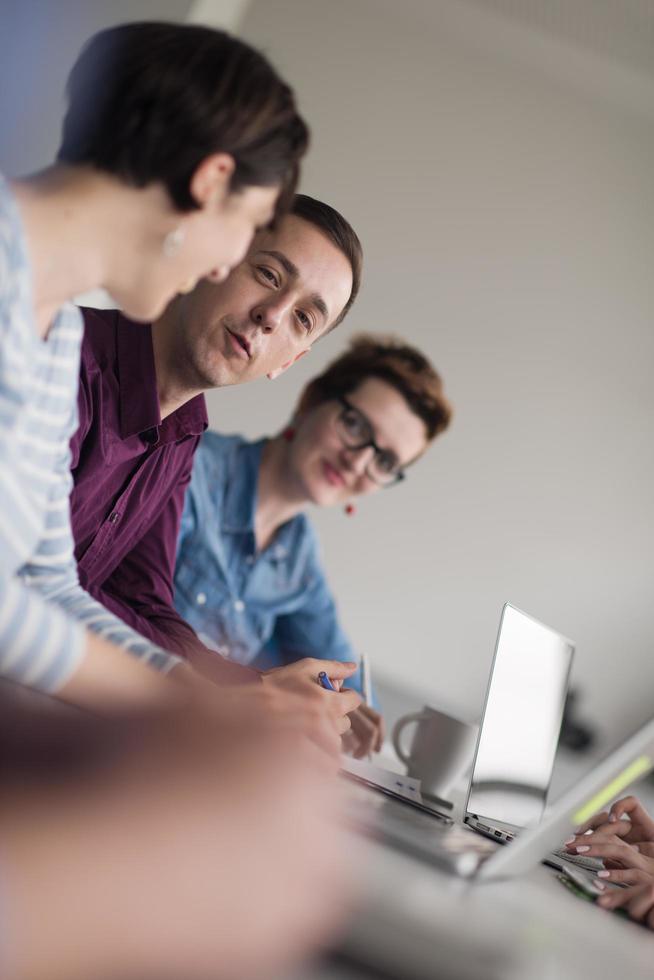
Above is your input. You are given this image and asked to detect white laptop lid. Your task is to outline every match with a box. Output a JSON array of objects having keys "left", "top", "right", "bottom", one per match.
[{"left": 465, "top": 603, "right": 575, "bottom": 830}]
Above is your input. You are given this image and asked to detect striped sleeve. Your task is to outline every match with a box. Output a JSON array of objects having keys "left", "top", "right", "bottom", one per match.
[
  {"left": 0, "top": 296, "right": 87, "bottom": 690},
  {"left": 22, "top": 400, "right": 182, "bottom": 676},
  {"left": 0, "top": 574, "right": 86, "bottom": 692}
]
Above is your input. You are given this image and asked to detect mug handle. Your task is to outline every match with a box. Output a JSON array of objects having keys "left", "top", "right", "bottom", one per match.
[{"left": 392, "top": 710, "right": 431, "bottom": 764}]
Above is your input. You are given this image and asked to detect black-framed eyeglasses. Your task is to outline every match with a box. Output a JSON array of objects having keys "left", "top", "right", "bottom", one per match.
[{"left": 333, "top": 396, "right": 406, "bottom": 487}]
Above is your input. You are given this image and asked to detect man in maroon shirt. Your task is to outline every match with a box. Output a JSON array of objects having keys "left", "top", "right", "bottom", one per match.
[{"left": 69, "top": 195, "right": 362, "bottom": 693}]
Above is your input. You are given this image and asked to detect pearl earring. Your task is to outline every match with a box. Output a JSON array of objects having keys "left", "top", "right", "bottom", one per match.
[
  {"left": 212, "top": 265, "right": 231, "bottom": 283},
  {"left": 162, "top": 226, "right": 185, "bottom": 257}
]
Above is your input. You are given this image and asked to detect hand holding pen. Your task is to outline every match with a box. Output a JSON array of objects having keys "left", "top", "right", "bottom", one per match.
[
  {"left": 261, "top": 658, "right": 360, "bottom": 745},
  {"left": 320, "top": 658, "right": 385, "bottom": 759}
]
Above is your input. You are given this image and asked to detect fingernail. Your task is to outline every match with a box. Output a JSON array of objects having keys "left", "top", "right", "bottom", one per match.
[
  {"left": 595, "top": 881, "right": 606, "bottom": 890},
  {"left": 597, "top": 870, "right": 610, "bottom": 878},
  {"left": 598, "top": 896, "right": 611, "bottom": 907},
  {"left": 576, "top": 846, "right": 590, "bottom": 853},
  {"left": 609, "top": 814, "right": 617, "bottom": 822},
  {"left": 564, "top": 836, "right": 576, "bottom": 845}
]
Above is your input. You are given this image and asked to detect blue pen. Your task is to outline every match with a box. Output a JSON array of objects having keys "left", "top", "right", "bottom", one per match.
[{"left": 318, "top": 670, "right": 337, "bottom": 692}]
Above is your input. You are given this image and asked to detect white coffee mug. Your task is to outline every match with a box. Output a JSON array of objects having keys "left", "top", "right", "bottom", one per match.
[{"left": 392, "top": 705, "right": 478, "bottom": 800}]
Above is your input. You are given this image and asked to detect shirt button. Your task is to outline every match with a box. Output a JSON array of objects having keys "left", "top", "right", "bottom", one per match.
[
  {"left": 196, "top": 592, "right": 207, "bottom": 606},
  {"left": 233, "top": 599, "right": 245, "bottom": 613},
  {"left": 108, "top": 512, "right": 120, "bottom": 524}
]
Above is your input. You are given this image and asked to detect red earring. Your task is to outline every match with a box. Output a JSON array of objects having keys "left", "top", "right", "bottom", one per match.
[
  {"left": 344, "top": 503, "right": 356, "bottom": 516},
  {"left": 282, "top": 426, "right": 296, "bottom": 442}
]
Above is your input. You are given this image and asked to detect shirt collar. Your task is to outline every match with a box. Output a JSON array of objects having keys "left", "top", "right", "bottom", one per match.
[
  {"left": 220, "top": 437, "right": 299, "bottom": 561},
  {"left": 221, "top": 438, "right": 266, "bottom": 534},
  {"left": 116, "top": 314, "right": 208, "bottom": 443}
]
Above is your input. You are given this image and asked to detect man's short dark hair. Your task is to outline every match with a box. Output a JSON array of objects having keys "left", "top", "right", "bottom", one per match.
[
  {"left": 290, "top": 194, "right": 362, "bottom": 327},
  {"left": 58, "top": 22, "right": 309, "bottom": 216}
]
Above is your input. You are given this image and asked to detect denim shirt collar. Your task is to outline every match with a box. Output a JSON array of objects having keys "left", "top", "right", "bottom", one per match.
[
  {"left": 220, "top": 437, "right": 295, "bottom": 562},
  {"left": 221, "top": 437, "right": 264, "bottom": 533}
]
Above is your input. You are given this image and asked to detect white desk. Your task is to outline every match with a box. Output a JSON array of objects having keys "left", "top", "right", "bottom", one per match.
[
  {"left": 290, "top": 827, "right": 654, "bottom": 980},
  {"left": 285, "top": 734, "right": 654, "bottom": 980}
]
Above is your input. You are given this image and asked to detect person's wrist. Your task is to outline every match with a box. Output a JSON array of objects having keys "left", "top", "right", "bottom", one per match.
[{"left": 165, "top": 662, "right": 206, "bottom": 709}]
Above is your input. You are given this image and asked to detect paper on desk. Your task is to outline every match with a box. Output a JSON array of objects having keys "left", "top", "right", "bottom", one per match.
[{"left": 341, "top": 755, "right": 423, "bottom": 803}]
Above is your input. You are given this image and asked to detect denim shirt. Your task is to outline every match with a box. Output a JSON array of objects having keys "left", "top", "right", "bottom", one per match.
[{"left": 174, "top": 432, "right": 364, "bottom": 693}]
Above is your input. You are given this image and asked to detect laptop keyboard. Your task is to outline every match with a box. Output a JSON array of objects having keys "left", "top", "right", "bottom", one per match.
[{"left": 550, "top": 848, "right": 604, "bottom": 872}]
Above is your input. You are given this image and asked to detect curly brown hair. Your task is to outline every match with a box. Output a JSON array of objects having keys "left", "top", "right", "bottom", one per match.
[{"left": 298, "top": 334, "right": 452, "bottom": 441}]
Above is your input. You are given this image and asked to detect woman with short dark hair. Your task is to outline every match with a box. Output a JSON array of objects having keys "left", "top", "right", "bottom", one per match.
[{"left": 0, "top": 20, "right": 308, "bottom": 705}]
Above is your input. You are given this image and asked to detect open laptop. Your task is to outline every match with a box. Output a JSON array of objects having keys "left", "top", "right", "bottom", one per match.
[{"left": 346, "top": 603, "right": 576, "bottom": 876}]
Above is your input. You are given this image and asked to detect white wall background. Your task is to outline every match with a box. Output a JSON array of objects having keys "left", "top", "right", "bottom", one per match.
[{"left": 198, "top": 0, "right": 654, "bottom": 744}]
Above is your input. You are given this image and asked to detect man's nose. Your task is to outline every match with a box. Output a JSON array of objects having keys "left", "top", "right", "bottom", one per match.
[{"left": 251, "top": 299, "right": 285, "bottom": 332}]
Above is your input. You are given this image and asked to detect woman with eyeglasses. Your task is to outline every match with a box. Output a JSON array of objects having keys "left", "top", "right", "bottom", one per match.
[{"left": 173, "top": 335, "right": 452, "bottom": 757}]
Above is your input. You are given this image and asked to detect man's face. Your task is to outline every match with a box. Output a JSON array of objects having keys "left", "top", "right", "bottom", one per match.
[{"left": 174, "top": 214, "right": 353, "bottom": 387}]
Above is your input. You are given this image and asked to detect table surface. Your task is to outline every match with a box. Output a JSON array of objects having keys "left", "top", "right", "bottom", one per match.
[
  {"left": 289, "top": 745, "right": 654, "bottom": 980},
  {"left": 291, "top": 826, "right": 654, "bottom": 980}
]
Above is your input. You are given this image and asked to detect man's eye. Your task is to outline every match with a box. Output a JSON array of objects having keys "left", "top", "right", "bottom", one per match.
[
  {"left": 296, "top": 310, "right": 311, "bottom": 330},
  {"left": 256, "top": 266, "right": 279, "bottom": 287}
]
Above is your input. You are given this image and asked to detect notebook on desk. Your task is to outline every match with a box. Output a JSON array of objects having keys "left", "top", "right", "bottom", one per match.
[{"left": 346, "top": 603, "right": 578, "bottom": 877}]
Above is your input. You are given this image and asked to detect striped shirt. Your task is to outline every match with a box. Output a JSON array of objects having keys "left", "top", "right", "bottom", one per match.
[{"left": 0, "top": 174, "right": 180, "bottom": 692}]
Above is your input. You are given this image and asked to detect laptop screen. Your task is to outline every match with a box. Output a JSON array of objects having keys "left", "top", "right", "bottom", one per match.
[{"left": 465, "top": 604, "right": 574, "bottom": 829}]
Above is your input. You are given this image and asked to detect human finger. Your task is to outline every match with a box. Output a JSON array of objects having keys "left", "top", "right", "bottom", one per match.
[
  {"left": 340, "top": 730, "right": 358, "bottom": 756},
  {"left": 329, "top": 687, "right": 361, "bottom": 717},
  {"left": 349, "top": 707, "right": 377, "bottom": 759},
  {"left": 587, "top": 820, "right": 633, "bottom": 841},
  {"left": 570, "top": 839, "right": 648, "bottom": 870},
  {"left": 597, "top": 882, "right": 653, "bottom": 914},
  {"left": 625, "top": 884, "right": 654, "bottom": 921},
  {"left": 575, "top": 811, "right": 610, "bottom": 835},
  {"left": 335, "top": 712, "right": 352, "bottom": 736},
  {"left": 596, "top": 867, "right": 653, "bottom": 887},
  {"left": 304, "top": 659, "right": 358, "bottom": 680},
  {"left": 565, "top": 828, "right": 613, "bottom": 848},
  {"left": 357, "top": 703, "right": 385, "bottom": 753},
  {"left": 610, "top": 796, "right": 654, "bottom": 838}
]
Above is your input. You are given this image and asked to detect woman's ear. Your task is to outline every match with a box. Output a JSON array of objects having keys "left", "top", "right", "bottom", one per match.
[{"left": 189, "top": 153, "right": 236, "bottom": 209}]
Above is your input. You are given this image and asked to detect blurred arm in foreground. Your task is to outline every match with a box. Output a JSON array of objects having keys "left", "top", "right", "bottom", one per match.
[{"left": 0, "top": 689, "right": 353, "bottom": 980}]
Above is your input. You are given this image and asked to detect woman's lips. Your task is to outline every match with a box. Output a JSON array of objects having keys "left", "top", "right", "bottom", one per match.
[
  {"left": 322, "top": 459, "right": 346, "bottom": 488},
  {"left": 226, "top": 327, "right": 251, "bottom": 360}
]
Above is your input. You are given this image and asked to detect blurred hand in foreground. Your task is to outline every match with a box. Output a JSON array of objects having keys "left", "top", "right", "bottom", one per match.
[{"left": 0, "top": 694, "right": 354, "bottom": 980}]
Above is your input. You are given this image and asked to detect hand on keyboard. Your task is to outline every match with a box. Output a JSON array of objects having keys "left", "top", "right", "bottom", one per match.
[{"left": 563, "top": 826, "right": 654, "bottom": 876}]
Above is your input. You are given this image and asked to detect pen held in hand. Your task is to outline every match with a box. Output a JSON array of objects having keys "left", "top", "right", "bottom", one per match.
[
  {"left": 318, "top": 671, "right": 337, "bottom": 692},
  {"left": 360, "top": 653, "right": 372, "bottom": 708}
]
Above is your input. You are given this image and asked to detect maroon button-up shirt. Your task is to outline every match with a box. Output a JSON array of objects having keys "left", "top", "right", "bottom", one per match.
[{"left": 70, "top": 307, "right": 257, "bottom": 684}]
